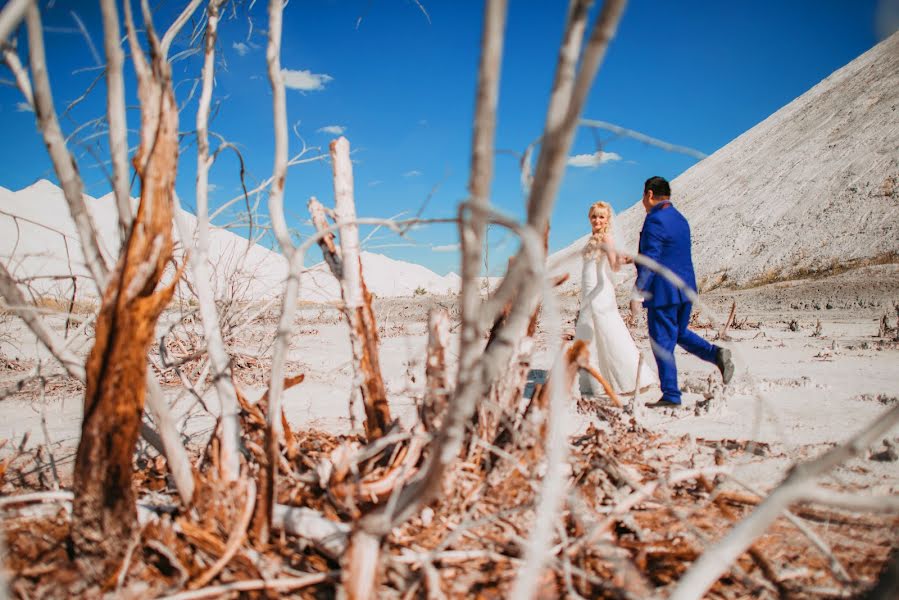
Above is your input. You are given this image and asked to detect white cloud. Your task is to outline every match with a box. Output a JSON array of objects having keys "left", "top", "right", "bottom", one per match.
[
  {"left": 432, "top": 243, "right": 460, "bottom": 252},
  {"left": 15, "top": 102, "right": 33, "bottom": 113},
  {"left": 207, "top": 183, "right": 218, "bottom": 193},
  {"left": 368, "top": 180, "right": 383, "bottom": 187},
  {"left": 233, "top": 42, "right": 250, "bottom": 56},
  {"left": 281, "top": 68, "right": 333, "bottom": 91},
  {"left": 318, "top": 125, "right": 346, "bottom": 135},
  {"left": 403, "top": 170, "right": 422, "bottom": 178},
  {"left": 567, "top": 151, "right": 621, "bottom": 168}
]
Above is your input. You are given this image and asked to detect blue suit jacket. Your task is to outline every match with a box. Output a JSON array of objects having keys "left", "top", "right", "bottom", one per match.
[{"left": 635, "top": 201, "right": 697, "bottom": 308}]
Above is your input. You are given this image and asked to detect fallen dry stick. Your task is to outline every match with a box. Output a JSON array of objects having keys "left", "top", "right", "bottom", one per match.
[{"left": 157, "top": 573, "right": 330, "bottom": 600}]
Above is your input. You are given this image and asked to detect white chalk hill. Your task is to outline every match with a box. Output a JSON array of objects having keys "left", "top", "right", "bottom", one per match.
[
  {"left": 0, "top": 180, "right": 460, "bottom": 303},
  {"left": 551, "top": 31, "right": 899, "bottom": 291}
]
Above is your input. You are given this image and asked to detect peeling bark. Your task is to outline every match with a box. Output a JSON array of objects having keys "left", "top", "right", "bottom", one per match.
[
  {"left": 308, "top": 152, "right": 391, "bottom": 443},
  {"left": 422, "top": 308, "right": 450, "bottom": 432},
  {"left": 71, "top": 12, "right": 182, "bottom": 578}
]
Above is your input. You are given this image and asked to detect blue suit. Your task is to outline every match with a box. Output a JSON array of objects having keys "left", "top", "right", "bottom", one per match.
[{"left": 636, "top": 201, "right": 719, "bottom": 404}]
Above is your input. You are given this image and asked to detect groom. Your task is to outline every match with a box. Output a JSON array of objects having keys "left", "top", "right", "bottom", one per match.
[{"left": 631, "top": 176, "right": 734, "bottom": 407}]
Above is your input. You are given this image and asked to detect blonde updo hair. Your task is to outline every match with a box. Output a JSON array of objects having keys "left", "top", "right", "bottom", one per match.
[{"left": 584, "top": 201, "right": 612, "bottom": 258}]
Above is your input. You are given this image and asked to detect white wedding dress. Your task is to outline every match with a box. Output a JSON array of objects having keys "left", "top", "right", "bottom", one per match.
[{"left": 576, "top": 251, "right": 657, "bottom": 396}]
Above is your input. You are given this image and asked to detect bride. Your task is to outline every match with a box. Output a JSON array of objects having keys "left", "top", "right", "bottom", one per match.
[{"left": 576, "top": 201, "right": 657, "bottom": 397}]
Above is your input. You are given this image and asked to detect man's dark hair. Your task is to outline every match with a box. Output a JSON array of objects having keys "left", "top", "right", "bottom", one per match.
[{"left": 644, "top": 176, "right": 671, "bottom": 198}]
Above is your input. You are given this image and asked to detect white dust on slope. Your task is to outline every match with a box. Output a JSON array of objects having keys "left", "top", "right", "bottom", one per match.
[{"left": 551, "top": 31, "right": 899, "bottom": 292}]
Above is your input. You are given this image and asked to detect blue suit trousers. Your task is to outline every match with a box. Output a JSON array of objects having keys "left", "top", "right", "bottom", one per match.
[{"left": 647, "top": 302, "right": 719, "bottom": 404}]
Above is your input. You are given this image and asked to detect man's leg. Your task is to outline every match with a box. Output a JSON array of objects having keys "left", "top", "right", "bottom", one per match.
[
  {"left": 676, "top": 302, "right": 735, "bottom": 383},
  {"left": 675, "top": 302, "right": 718, "bottom": 364},
  {"left": 647, "top": 305, "right": 681, "bottom": 404}
]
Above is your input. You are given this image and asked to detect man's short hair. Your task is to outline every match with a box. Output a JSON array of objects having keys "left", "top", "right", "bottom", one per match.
[{"left": 644, "top": 176, "right": 671, "bottom": 198}]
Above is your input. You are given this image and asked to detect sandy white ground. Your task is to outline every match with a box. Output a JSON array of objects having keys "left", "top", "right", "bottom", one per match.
[{"left": 1, "top": 273, "right": 897, "bottom": 499}]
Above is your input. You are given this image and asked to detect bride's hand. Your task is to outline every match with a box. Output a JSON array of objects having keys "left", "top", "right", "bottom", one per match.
[{"left": 629, "top": 299, "right": 642, "bottom": 319}]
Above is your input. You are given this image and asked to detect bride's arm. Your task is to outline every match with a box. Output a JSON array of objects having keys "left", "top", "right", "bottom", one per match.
[{"left": 602, "top": 233, "right": 621, "bottom": 272}]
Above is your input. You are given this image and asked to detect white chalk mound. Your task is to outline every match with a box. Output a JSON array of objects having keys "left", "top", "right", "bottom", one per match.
[
  {"left": 551, "top": 32, "right": 899, "bottom": 292},
  {"left": 0, "top": 180, "right": 463, "bottom": 303}
]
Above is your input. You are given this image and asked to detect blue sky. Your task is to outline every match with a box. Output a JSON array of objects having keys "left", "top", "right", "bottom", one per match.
[{"left": 0, "top": 0, "right": 892, "bottom": 275}]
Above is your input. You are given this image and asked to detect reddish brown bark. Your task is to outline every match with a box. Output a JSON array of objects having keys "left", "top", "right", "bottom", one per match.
[
  {"left": 68, "top": 20, "right": 195, "bottom": 579},
  {"left": 355, "top": 276, "right": 391, "bottom": 440},
  {"left": 70, "top": 48, "right": 181, "bottom": 578}
]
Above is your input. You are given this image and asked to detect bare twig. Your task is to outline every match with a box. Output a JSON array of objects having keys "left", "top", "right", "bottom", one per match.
[
  {"left": 23, "top": 4, "right": 110, "bottom": 290},
  {"left": 174, "top": 0, "right": 241, "bottom": 485},
  {"left": 457, "top": 0, "right": 508, "bottom": 403},
  {"left": 0, "top": 490, "right": 74, "bottom": 508},
  {"left": 99, "top": 0, "right": 132, "bottom": 242},
  {"left": 0, "top": 0, "right": 30, "bottom": 43},
  {"left": 724, "top": 474, "right": 851, "bottom": 584},
  {"left": 156, "top": 573, "right": 330, "bottom": 600},
  {"left": 159, "top": 0, "right": 204, "bottom": 59},
  {"left": 145, "top": 375, "right": 195, "bottom": 505},
  {"left": 579, "top": 118, "right": 708, "bottom": 160}
]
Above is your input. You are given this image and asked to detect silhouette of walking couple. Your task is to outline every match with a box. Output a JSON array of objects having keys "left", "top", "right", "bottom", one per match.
[{"left": 576, "top": 176, "right": 734, "bottom": 408}]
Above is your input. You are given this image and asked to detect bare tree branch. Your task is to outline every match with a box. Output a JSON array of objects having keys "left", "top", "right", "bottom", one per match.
[
  {"left": 580, "top": 118, "right": 709, "bottom": 160},
  {"left": 0, "top": 0, "right": 30, "bottom": 43},
  {"left": 21, "top": 5, "right": 111, "bottom": 290},
  {"left": 177, "top": 0, "right": 241, "bottom": 484},
  {"left": 262, "top": 0, "right": 298, "bottom": 546},
  {"left": 1, "top": 44, "right": 33, "bottom": 106},
  {"left": 264, "top": 0, "right": 294, "bottom": 261},
  {"left": 456, "top": 0, "right": 507, "bottom": 450},
  {"left": 159, "top": 0, "right": 205, "bottom": 59},
  {"left": 99, "top": 0, "right": 132, "bottom": 242},
  {"left": 422, "top": 308, "right": 450, "bottom": 431},
  {"left": 485, "top": 0, "right": 627, "bottom": 323}
]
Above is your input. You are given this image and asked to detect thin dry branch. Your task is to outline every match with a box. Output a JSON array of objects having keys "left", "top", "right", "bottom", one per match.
[
  {"left": 23, "top": 4, "right": 110, "bottom": 290},
  {"left": 157, "top": 573, "right": 329, "bottom": 600},
  {"left": 1, "top": 44, "right": 33, "bottom": 107},
  {"left": 579, "top": 118, "right": 709, "bottom": 160},
  {"left": 0, "top": 0, "right": 30, "bottom": 43},
  {"left": 159, "top": 0, "right": 204, "bottom": 58},
  {"left": 457, "top": 0, "right": 508, "bottom": 411},
  {"left": 145, "top": 374, "right": 195, "bottom": 505},
  {"left": 99, "top": 0, "right": 132, "bottom": 242},
  {"left": 176, "top": 0, "right": 241, "bottom": 485},
  {"left": 263, "top": 0, "right": 305, "bottom": 546}
]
